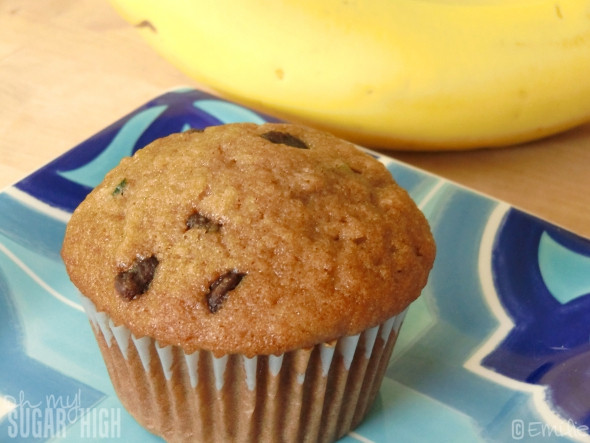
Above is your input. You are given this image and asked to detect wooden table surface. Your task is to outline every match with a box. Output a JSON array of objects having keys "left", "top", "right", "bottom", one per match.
[{"left": 1, "top": 0, "right": 589, "bottom": 239}]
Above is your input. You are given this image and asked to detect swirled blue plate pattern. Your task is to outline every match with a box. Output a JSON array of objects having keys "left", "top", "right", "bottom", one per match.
[{"left": 1, "top": 88, "right": 589, "bottom": 442}]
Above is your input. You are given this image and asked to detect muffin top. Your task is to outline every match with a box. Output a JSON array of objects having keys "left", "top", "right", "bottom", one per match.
[{"left": 61, "top": 123, "right": 435, "bottom": 357}]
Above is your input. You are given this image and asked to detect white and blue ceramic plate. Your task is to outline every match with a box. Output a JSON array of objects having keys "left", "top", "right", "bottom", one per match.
[{"left": 1, "top": 88, "right": 589, "bottom": 442}]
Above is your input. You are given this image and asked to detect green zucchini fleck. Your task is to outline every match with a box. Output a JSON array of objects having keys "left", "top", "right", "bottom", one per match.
[{"left": 112, "top": 178, "right": 127, "bottom": 196}]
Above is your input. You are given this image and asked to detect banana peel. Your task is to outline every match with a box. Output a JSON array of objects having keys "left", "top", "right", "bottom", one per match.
[{"left": 109, "top": 0, "right": 590, "bottom": 150}]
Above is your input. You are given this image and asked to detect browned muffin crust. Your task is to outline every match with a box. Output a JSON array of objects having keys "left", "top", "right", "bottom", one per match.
[{"left": 62, "top": 123, "right": 435, "bottom": 357}]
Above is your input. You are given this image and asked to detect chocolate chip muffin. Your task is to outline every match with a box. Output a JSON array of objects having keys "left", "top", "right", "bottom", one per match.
[{"left": 61, "top": 122, "right": 435, "bottom": 443}]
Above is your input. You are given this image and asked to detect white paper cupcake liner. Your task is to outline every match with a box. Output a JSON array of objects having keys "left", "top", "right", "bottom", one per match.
[{"left": 80, "top": 294, "right": 407, "bottom": 443}]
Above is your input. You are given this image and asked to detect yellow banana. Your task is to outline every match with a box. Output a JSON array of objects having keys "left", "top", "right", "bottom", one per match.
[{"left": 109, "top": 0, "right": 590, "bottom": 150}]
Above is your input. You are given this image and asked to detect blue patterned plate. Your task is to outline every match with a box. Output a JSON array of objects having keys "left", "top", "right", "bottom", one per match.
[{"left": 1, "top": 88, "right": 589, "bottom": 442}]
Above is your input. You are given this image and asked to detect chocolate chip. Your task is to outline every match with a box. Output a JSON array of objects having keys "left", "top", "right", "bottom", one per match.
[
  {"left": 186, "top": 212, "right": 221, "bottom": 232},
  {"left": 115, "top": 255, "right": 159, "bottom": 300},
  {"left": 207, "top": 271, "right": 245, "bottom": 313},
  {"left": 260, "top": 131, "right": 308, "bottom": 149}
]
